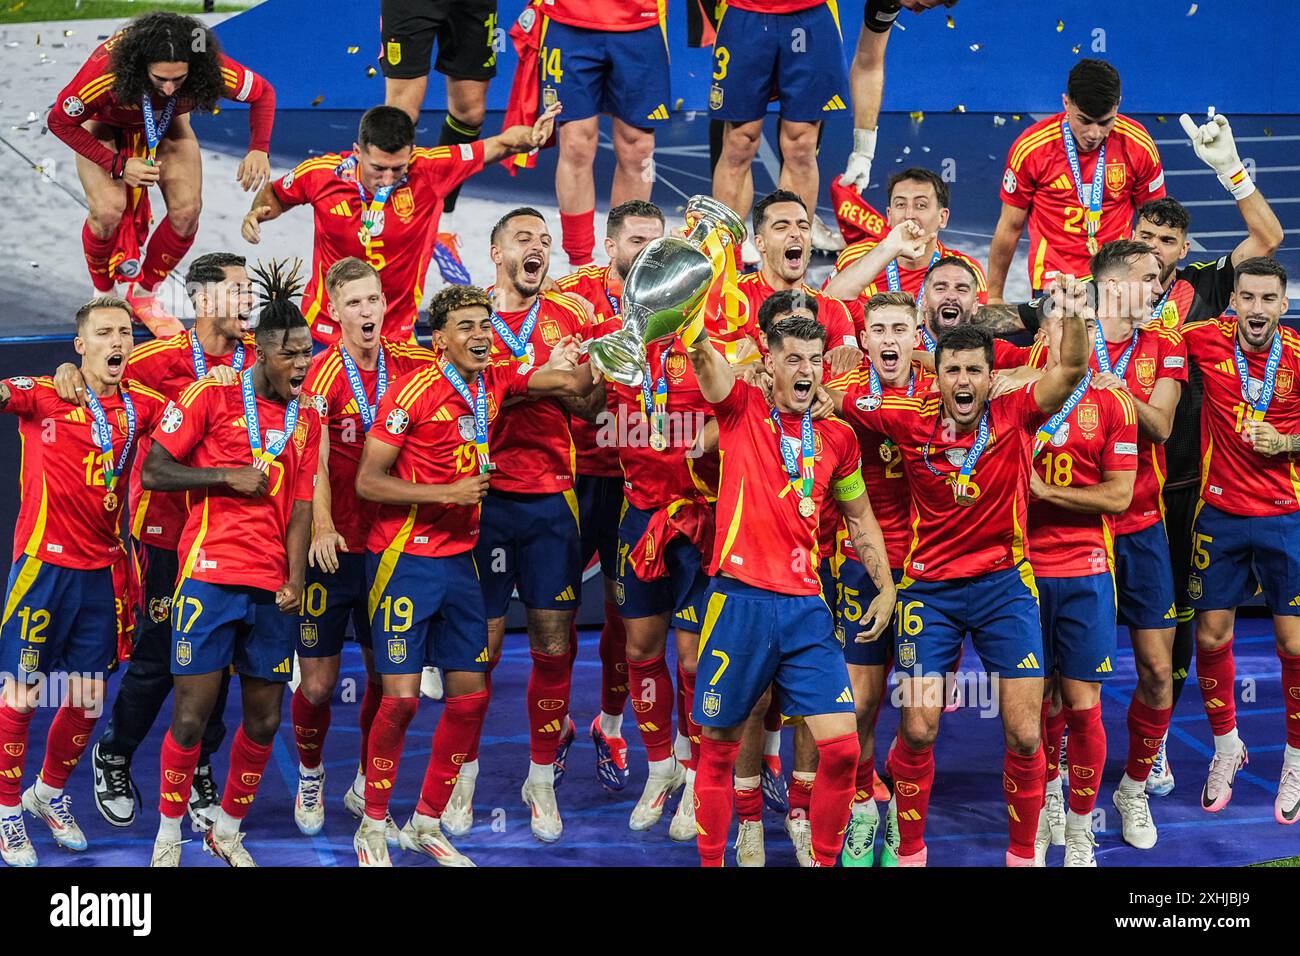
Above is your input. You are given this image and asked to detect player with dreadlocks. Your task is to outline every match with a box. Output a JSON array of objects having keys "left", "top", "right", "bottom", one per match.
[
  {"left": 48, "top": 12, "right": 277, "bottom": 336},
  {"left": 142, "top": 260, "right": 319, "bottom": 867}
]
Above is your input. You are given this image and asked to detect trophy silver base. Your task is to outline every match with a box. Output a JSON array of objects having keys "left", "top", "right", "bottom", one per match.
[{"left": 587, "top": 329, "right": 647, "bottom": 388}]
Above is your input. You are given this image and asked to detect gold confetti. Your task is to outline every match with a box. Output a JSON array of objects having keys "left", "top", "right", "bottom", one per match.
[
  {"left": 366, "top": 67, "right": 377, "bottom": 77},
  {"left": 946, "top": 15, "right": 954, "bottom": 28},
  {"left": 1187, "top": 3, "right": 1198, "bottom": 14},
  {"left": 909, "top": 110, "right": 924, "bottom": 123},
  {"left": 953, "top": 104, "right": 966, "bottom": 113},
  {"left": 347, "top": 46, "right": 359, "bottom": 54},
  {"left": 311, "top": 95, "right": 325, "bottom": 107},
  {"left": 1056, "top": 19, "right": 1064, "bottom": 32},
  {"left": 674, "top": 98, "right": 684, "bottom": 109},
  {"left": 63, "top": 29, "right": 73, "bottom": 37},
  {"left": 212, "top": 105, "right": 221, "bottom": 115},
  {"left": 1012, "top": 114, "right": 1021, "bottom": 121},
  {"left": 1155, "top": 115, "right": 1166, "bottom": 123},
  {"left": 1071, "top": 44, "right": 1080, "bottom": 54},
  {"left": 1264, "top": 127, "right": 1273, "bottom": 137},
  {"left": 8, "top": 1, "right": 27, "bottom": 11}
]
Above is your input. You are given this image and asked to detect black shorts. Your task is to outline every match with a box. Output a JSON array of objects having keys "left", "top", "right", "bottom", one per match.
[{"left": 379, "top": 0, "right": 498, "bottom": 81}]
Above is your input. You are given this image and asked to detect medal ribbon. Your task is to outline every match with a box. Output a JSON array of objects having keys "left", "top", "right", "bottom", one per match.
[
  {"left": 1061, "top": 117, "right": 1106, "bottom": 247},
  {"left": 141, "top": 93, "right": 177, "bottom": 163},
  {"left": 189, "top": 329, "right": 245, "bottom": 379},
  {"left": 923, "top": 403, "right": 991, "bottom": 499},
  {"left": 85, "top": 387, "right": 137, "bottom": 495},
  {"left": 772, "top": 408, "right": 815, "bottom": 503},
  {"left": 1235, "top": 331, "right": 1282, "bottom": 423},
  {"left": 1034, "top": 370, "right": 1092, "bottom": 456},
  {"left": 640, "top": 349, "right": 670, "bottom": 445},
  {"left": 870, "top": 365, "right": 915, "bottom": 457},
  {"left": 1149, "top": 283, "right": 1173, "bottom": 325},
  {"left": 1093, "top": 322, "right": 1140, "bottom": 379},
  {"left": 335, "top": 155, "right": 407, "bottom": 243},
  {"left": 339, "top": 344, "right": 387, "bottom": 432},
  {"left": 241, "top": 369, "right": 300, "bottom": 472},
  {"left": 490, "top": 297, "right": 542, "bottom": 362},
  {"left": 887, "top": 250, "right": 941, "bottom": 307},
  {"left": 442, "top": 361, "right": 492, "bottom": 473}
]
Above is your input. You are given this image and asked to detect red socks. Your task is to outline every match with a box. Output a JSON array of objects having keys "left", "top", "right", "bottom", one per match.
[
  {"left": 1042, "top": 701, "right": 1066, "bottom": 782},
  {"left": 417, "top": 691, "right": 489, "bottom": 818},
  {"left": 357, "top": 680, "right": 382, "bottom": 770},
  {"left": 39, "top": 706, "right": 98, "bottom": 789},
  {"left": 1197, "top": 638, "right": 1237, "bottom": 735},
  {"left": 694, "top": 736, "right": 740, "bottom": 866},
  {"left": 1004, "top": 746, "right": 1046, "bottom": 861},
  {"left": 291, "top": 689, "right": 331, "bottom": 771},
  {"left": 788, "top": 775, "right": 813, "bottom": 819},
  {"left": 677, "top": 662, "right": 701, "bottom": 766},
  {"left": 528, "top": 649, "right": 573, "bottom": 765},
  {"left": 220, "top": 725, "right": 273, "bottom": 821},
  {"left": 735, "top": 783, "right": 762, "bottom": 822},
  {"left": 1125, "top": 696, "right": 1172, "bottom": 782},
  {"left": 627, "top": 654, "right": 674, "bottom": 761},
  {"left": 559, "top": 208, "right": 596, "bottom": 267},
  {"left": 890, "top": 739, "right": 934, "bottom": 856},
  {"left": 599, "top": 604, "right": 629, "bottom": 717},
  {"left": 140, "top": 216, "right": 196, "bottom": 292},
  {"left": 809, "top": 732, "right": 858, "bottom": 865},
  {"left": 853, "top": 759, "right": 874, "bottom": 804},
  {"left": 0, "top": 703, "right": 34, "bottom": 804},
  {"left": 1280, "top": 651, "right": 1300, "bottom": 748},
  {"left": 365, "top": 696, "right": 418, "bottom": 821},
  {"left": 158, "top": 729, "right": 200, "bottom": 819},
  {"left": 568, "top": 621, "right": 580, "bottom": 674},
  {"left": 1063, "top": 705, "right": 1105, "bottom": 816},
  {"left": 82, "top": 221, "right": 117, "bottom": 292},
  {"left": 467, "top": 653, "right": 501, "bottom": 764}
]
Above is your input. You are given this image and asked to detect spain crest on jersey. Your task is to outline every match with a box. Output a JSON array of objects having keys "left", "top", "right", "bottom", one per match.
[
  {"left": 1135, "top": 357, "right": 1157, "bottom": 388},
  {"left": 1105, "top": 162, "right": 1127, "bottom": 193},
  {"left": 1277, "top": 368, "right": 1294, "bottom": 397},
  {"left": 665, "top": 352, "right": 688, "bottom": 382},
  {"left": 176, "top": 640, "right": 192, "bottom": 667},
  {"left": 540, "top": 319, "right": 562, "bottom": 347},
  {"left": 1077, "top": 403, "right": 1098, "bottom": 433},
  {"left": 898, "top": 641, "right": 917, "bottom": 670},
  {"left": 387, "top": 638, "right": 407, "bottom": 664},
  {"left": 392, "top": 186, "right": 414, "bottom": 223},
  {"left": 293, "top": 421, "right": 308, "bottom": 450},
  {"left": 19, "top": 648, "right": 38, "bottom": 673},
  {"left": 299, "top": 623, "right": 318, "bottom": 648},
  {"left": 486, "top": 392, "right": 500, "bottom": 422}
]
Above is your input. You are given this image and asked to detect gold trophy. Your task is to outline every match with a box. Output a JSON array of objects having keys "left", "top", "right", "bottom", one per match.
[{"left": 587, "top": 195, "right": 747, "bottom": 387}]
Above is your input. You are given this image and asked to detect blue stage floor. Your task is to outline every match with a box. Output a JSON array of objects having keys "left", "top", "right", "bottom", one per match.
[{"left": 16, "top": 613, "right": 1300, "bottom": 868}]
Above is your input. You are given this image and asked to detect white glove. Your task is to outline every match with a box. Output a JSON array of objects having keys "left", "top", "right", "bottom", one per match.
[
  {"left": 1179, "top": 110, "right": 1254, "bottom": 198},
  {"left": 839, "top": 127, "right": 878, "bottom": 191}
]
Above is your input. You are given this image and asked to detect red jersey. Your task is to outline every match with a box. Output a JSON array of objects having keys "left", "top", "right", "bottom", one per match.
[
  {"left": 542, "top": 0, "right": 663, "bottom": 31},
  {"left": 736, "top": 272, "right": 860, "bottom": 353},
  {"left": 49, "top": 33, "right": 274, "bottom": 173},
  {"left": 303, "top": 339, "right": 437, "bottom": 553},
  {"left": 1183, "top": 320, "right": 1300, "bottom": 517},
  {"left": 828, "top": 239, "right": 988, "bottom": 332},
  {"left": 1000, "top": 113, "right": 1165, "bottom": 290},
  {"left": 366, "top": 362, "right": 534, "bottom": 557},
  {"left": 994, "top": 339, "right": 1049, "bottom": 370},
  {"left": 1092, "top": 325, "right": 1187, "bottom": 535},
  {"left": 607, "top": 338, "right": 717, "bottom": 511},
  {"left": 3, "top": 377, "right": 166, "bottom": 569},
  {"left": 1028, "top": 385, "right": 1139, "bottom": 576},
  {"left": 726, "top": 0, "right": 825, "bottom": 12},
  {"left": 710, "top": 379, "right": 860, "bottom": 595},
  {"left": 556, "top": 264, "right": 622, "bottom": 478},
  {"left": 124, "top": 331, "right": 257, "bottom": 552},
  {"left": 273, "top": 141, "right": 486, "bottom": 345},
  {"left": 485, "top": 291, "right": 589, "bottom": 494},
  {"left": 830, "top": 365, "right": 935, "bottom": 569},
  {"left": 155, "top": 378, "right": 322, "bottom": 590},
  {"left": 842, "top": 385, "right": 1043, "bottom": 581}
]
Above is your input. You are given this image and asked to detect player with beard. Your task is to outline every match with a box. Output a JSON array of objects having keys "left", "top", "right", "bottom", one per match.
[
  {"left": 444, "top": 208, "right": 601, "bottom": 844},
  {"left": 0, "top": 297, "right": 166, "bottom": 867},
  {"left": 48, "top": 253, "right": 256, "bottom": 835},
  {"left": 687, "top": 314, "right": 895, "bottom": 867},
  {"left": 827, "top": 298, "right": 1092, "bottom": 865},
  {"left": 556, "top": 199, "right": 665, "bottom": 792},
  {"left": 289, "top": 258, "right": 437, "bottom": 841},
  {"left": 1181, "top": 258, "right": 1300, "bottom": 826},
  {"left": 145, "top": 261, "right": 320, "bottom": 867}
]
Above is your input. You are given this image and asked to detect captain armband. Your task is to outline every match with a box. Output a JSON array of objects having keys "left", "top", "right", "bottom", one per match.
[{"left": 832, "top": 469, "right": 866, "bottom": 502}]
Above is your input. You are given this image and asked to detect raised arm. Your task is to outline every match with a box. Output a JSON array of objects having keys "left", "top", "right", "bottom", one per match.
[
  {"left": 823, "top": 221, "right": 926, "bottom": 302},
  {"left": 686, "top": 333, "right": 736, "bottom": 405},
  {"left": 986, "top": 203, "right": 1029, "bottom": 303},
  {"left": 1032, "top": 305, "right": 1089, "bottom": 415},
  {"left": 481, "top": 102, "right": 562, "bottom": 166}
]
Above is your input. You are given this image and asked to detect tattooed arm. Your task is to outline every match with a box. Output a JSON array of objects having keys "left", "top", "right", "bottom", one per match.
[
  {"left": 833, "top": 474, "right": 896, "bottom": 642},
  {"left": 1243, "top": 420, "right": 1300, "bottom": 457}
]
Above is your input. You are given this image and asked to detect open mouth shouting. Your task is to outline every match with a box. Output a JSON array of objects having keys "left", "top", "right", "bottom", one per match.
[
  {"left": 952, "top": 386, "right": 977, "bottom": 417},
  {"left": 359, "top": 320, "right": 378, "bottom": 343},
  {"left": 878, "top": 346, "right": 900, "bottom": 375},
  {"left": 935, "top": 302, "right": 964, "bottom": 330},
  {"left": 792, "top": 378, "right": 814, "bottom": 403},
  {"left": 521, "top": 252, "right": 546, "bottom": 286},
  {"left": 783, "top": 242, "right": 806, "bottom": 274},
  {"left": 105, "top": 352, "right": 125, "bottom": 376},
  {"left": 288, "top": 373, "right": 306, "bottom": 397},
  {"left": 1244, "top": 314, "right": 1271, "bottom": 339}
]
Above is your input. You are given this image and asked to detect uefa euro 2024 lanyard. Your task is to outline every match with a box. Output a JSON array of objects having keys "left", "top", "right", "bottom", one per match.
[
  {"left": 888, "top": 250, "right": 941, "bottom": 351},
  {"left": 490, "top": 297, "right": 542, "bottom": 369},
  {"left": 442, "top": 360, "right": 494, "bottom": 474},
  {"left": 338, "top": 344, "right": 387, "bottom": 432},
  {"left": 141, "top": 92, "right": 177, "bottom": 165},
  {"left": 189, "top": 329, "right": 245, "bottom": 380},
  {"left": 1061, "top": 117, "right": 1107, "bottom": 255},
  {"left": 923, "top": 401, "right": 991, "bottom": 506},
  {"left": 84, "top": 386, "right": 136, "bottom": 513},
  {"left": 772, "top": 407, "right": 817, "bottom": 518},
  {"left": 335, "top": 155, "right": 407, "bottom": 247},
  {"left": 1235, "top": 330, "right": 1283, "bottom": 423},
  {"left": 241, "top": 369, "right": 299, "bottom": 474},
  {"left": 869, "top": 364, "right": 914, "bottom": 462}
]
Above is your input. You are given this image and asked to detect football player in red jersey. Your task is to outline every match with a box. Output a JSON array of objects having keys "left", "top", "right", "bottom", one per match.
[
  {"left": 823, "top": 291, "right": 933, "bottom": 867},
  {"left": 1181, "top": 258, "right": 1300, "bottom": 825},
  {"left": 989, "top": 60, "right": 1164, "bottom": 299},
  {"left": 144, "top": 262, "right": 321, "bottom": 868},
  {"left": 1023, "top": 306, "right": 1139, "bottom": 867},
  {"left": 48, "top": 13, "right": 276, "bottom": 336},
  {"left": 556, "top": 199, "right": 666, "bottom": 793},
  {"left": 0, "top": 297, "right": 167, "bottom": 868},
  {"left": 48, "top": 253, "right": 255, "bottom": 834},
  {"left": 242, "top": 103, "right": 560, "bottom": 346},
  {"left": 289, "top": 258, "right": 436, "bottom": 841},
  {"left": 686, "top": 313, "right": 894, "bottom": 868},
  {"left": 828, "top": 293, "right": 1091, "bottom": 865},
  {"left": 536, "top": 0, "right": 670, "bottom": 267},
  {"left": 826, "top": 169, "right": 988, "bottom": 319},
  {"left": 351, "top": 285, "right": 596, "bottom": 866}
]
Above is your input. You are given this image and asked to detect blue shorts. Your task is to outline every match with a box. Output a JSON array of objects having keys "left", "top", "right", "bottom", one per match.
[
  {"left": 1037, "top": 573, "right": 1118, "bottom": 682},
  {"left": 298, "top": 551, "right": 373, "bottom": 659},
  {"left": 692, "top": 576, "right": 851, "bottom": 728},
  {"left": 894, "top": 564, "right": 1043, "bottom": 678},
  {"left": 1188, "top": 503, "right": 1300, "bottom": 616},
  {"left": 539, "top": 20, "right": 671, "bottom": 127},
  {"left": 366, "top": 549, "right": 488, "bottom": 675},
  {"left": 614, "top": 503, "right": 710, "bottom": 632},
  {"left": 475, "top": 490, "right": 582, "bottom": 617},
  {"left": 837, "top": 559, "right": 904, "bottom": 667},
  {"left": 577, "top": 474, "right": 623, "bottom": 582},
  {"left": 709, "top": 2, "right": 848, "bottom": 123},
  {"left": 0, "top": 558, "right": 116, "bottom": 682},
  {"left": 1114, "top": 522, "right": 1178, "bottom": 630},
  {"left": 169, "top": 579, "right": 295, "bottom": 682}
]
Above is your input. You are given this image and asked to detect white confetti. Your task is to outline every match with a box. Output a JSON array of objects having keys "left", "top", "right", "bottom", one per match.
[
  {"left": 993, "top": 115, "right": 1007, "bottom": 126},
  {"left": 902, "top": 146, "right": 911, "bottom": 154},
  {"left": 25, "top": 111, "right": 36, "bottom": 122},
  {"left": 1187, "top": 3, "right": 1198, "bottom": 14},
  {"left": 969, "top": 44, "right": 980, "bottom": 52},
  {"left": 922, "top": 146, "right": 931, "bottom": 152}
]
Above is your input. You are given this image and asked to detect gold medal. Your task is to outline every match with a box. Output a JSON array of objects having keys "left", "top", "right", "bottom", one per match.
[
  {"left": 1086, "top": 235, "right": 1099, "bottom": 255},
  {"left": 798, "top": 495, "right": 816, "bottom": 518},
  {"left": 649, "top": 432, "right": 668, "bottom": 452},
  {"left": 953, "top": 484, "right": 976, "bottom": 507},
  {"left": 103, "top": 491, "right": 118, "bottom": 512},
  {"left": 879, "top": 441, "right": 895, "bottom": 463}
]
